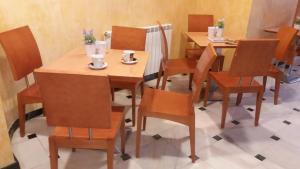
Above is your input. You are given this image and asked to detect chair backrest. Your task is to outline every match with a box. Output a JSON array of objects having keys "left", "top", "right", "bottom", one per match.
[
  {"left": 157, "top": 21, "right": 169, "bottom": 64},
  {"left": 0, "top": 26, "right": 42, "bottom": 81},
  {"left": 192, "top": 43, "right": 217, "bottom": 102},
  {"left": 34, "top": 70, "right": 112, "bottom": 129},
  {"left": 229, "top": 40, "right": 279, "bottom": 77},
  {"left": 111, "top": 26, "right": 147, "bottom": 51},
  {"left": 275, "top": 26, "right": 298, "bottom": 62},
  {"left": 188, "top": 14, "right": 214, "bottom": 32}
]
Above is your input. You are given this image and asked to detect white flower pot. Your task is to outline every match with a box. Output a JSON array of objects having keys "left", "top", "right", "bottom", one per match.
[
  {"left": 294, "top": 24, "right": 300, "bottom": 30},
  {"left": 85, "top": 44, "right": 96, "bottom": 57}
]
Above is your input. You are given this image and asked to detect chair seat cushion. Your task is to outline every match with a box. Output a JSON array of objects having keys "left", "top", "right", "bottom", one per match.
[
  {"left": 18, "top": 83, "right": 42, "bottom": 103},
  {"left": 186, "top": 48, "right": 204, "bottom": 59},
  {"left": 52, "top": 109, "right": 124, "bottom": 139},
  {"left": 210, "top": 71, "right": 263, "bottom": 92},
  {"left": 267, "top": 65, "right": 282, "bottom": 78},
  {"left": 165, "top": 58, "right": 197, "bottom": 74},
  {"left": 140, "top": 88, "right": 193, "bottom": 117}
]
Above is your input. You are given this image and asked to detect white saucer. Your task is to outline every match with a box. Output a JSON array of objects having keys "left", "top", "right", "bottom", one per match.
[
  {"left": 88, "top": 62, "right": 108, "bottom": 70},
  {"left": 121, "top": 58, "right": 138, "bottom": 65}
]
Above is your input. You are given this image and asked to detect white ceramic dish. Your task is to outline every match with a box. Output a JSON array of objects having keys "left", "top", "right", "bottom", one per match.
[
  {"left": 121, "top": 58, "right": 138, "bottom": 65},
  {"left": 88, "top": 62, "right": 108, "bottom": 70}
]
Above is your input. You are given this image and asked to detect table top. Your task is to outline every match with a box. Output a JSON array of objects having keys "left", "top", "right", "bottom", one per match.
[
  {"left": 185, "top": 32, "right": 240, "bottom": 48},
  {"left": 36, "top": 48, "right": 149, "bottom": 82}
]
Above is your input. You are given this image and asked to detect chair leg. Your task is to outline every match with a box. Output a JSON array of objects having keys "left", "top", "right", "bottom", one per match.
[
  {"left": 111, "top": 88, "right": 115, "bottom": 101},
  {"left": 218, "top": 55, "right": 224, "bottom": 71},
  {"left": 156, "top": 64, "right": 163, "bottom": 89},
  {"left": 255, "top": 90, "right": 264, "bottom": 126},
  {"left": 49, "top": 136, "right": 58, "bottom": 169},
  {"left": 131, "top": 88, "right": 136, "bottom": 127},
  {"left": 189, "top": 116, "right": 196, "bottom": 163},
  {"left": 161, "top": 73, "right": 168, "bottom": 90},
  {"left": 140, "top": 81, "right": 144, "bottom": 96},
  {"left": 262, "top": 76, "right": 267, "bottom": 92},
  {"left": 107, "top": 139, "right": 115, "bottom": 169},
  {"left": 142, "top": 116, "right": 147, "bottom": 131},
  {"left": 221, "top": 92, "right": 229, "bottom": 129},
  {"left": 236, "top": 93, "right": 243, "bottom": 106},
  {"left": 17, "top": 96, "right": 26, "bottom": 137},
  {"left": 189, "top": 73, "right": 193, "bottom": 90},
  {"left": 135, "top": 111, "right": 143, "bottom": 158},
  {"left": 120, "top": 118, "right": 125, "bottom": 154},
  {"left": 203, "top": 75, "right": 211, "bottom": 107},
  {"left": 274, "top": 75, "right": 281, "bottom": 105}
]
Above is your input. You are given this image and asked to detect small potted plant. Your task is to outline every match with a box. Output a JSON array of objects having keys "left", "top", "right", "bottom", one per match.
[
  {"left": 216, "top": 18, "right": 225, "bottom": 38},
  {"left": 83, "top": 29, "right": 96, "bottom": 57},
  {"left": 294, "top": 16, "right": 300, "bottom": 30}
]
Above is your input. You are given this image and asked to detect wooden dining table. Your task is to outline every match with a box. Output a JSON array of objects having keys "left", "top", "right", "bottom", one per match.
[
  {"left": 185, "top": 32, "right": 239, "bottom": 49},
  {"left": 36, "top": 47, "right": 149, "bottom": 83}
]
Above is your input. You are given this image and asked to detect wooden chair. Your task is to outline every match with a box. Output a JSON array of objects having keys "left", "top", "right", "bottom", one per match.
[
  {"left": 156, "top": 21, "right": 197, "bottom": 90},
  {"left": 262, "top": 26, "right": 298, "bottom": 105},
  {"left": 136, "top": 44, "right": 217, "bottom": 162},
  {"left": 0, "top": 26, "right": 43, "bottom": 137},
  {"left": 204, "top": 40, "right": 279, "bottom": 128},
  {"left": 110, "top": 26, "right": 147, "bottom": 127},
  {"left": 186, "top": 14, "right": 225, "bottom": 71},
  {"left": 186, "top": 14, "right": 214, "bottom": 59},
  {"left": 34, "top": 71, "right": 125, "bottom": 169}
]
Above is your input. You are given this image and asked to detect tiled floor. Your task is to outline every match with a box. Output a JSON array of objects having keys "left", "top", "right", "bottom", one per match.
[{"left": 12, "top": 60, "right": 300, "bottom": 169}]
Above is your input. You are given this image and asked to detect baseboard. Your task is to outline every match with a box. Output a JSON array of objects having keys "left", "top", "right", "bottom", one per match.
[
  {"left": 5, "top": 109, "right": 43, "bottom": 169},
  {"left": 2, "top": 156, "right": 20, "bottom": 169}
]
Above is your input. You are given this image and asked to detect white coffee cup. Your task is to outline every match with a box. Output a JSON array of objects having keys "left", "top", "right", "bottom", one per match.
[
  {"left": 91, "top": 54, "right": 104, "bottom": 68},
  {"left": 208, "top": 26, "right": 217, "bottom": 38},
  {"left": 122, "top": 50, "right": 135, "bottom": 62},
  {"left": 95, "top": 41, "right": 106, "bottom": 55}
]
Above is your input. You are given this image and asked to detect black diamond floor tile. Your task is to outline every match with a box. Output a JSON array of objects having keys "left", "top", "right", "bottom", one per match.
[
  {"left": 212, "top": 135, "right": 222, "bottom": 141},
  {"left": 247, "top": 108, "right": 254, "bottom": 112},
  {"left": 283, "top": 120, "right": 291, "bottom": 125},
  {"left": 152, "top": 134, "right": 162, "bottom": 140},
  {"left": 231, "top": 120, "right": 240, "bottom": 125},
  {"left": 126, "top": 95, "right": 132, "bottom": 99},
  {"left": 121, "top": 153, "right": 131, "bottom": 161},
  {"left": 182, "top": 73, "right": 187, "bottom": 76},
  {"left": 293, "top": 108, "right": 300, "bottom": 112},
  {"left": 270, "top": 135, "right": 280, "bottom": 141},
  {"left": 270, "top": 88, "right": 275, "bottom": 92},
  {"left": 125, "top": 118, "right": 132, "bottom": 123},
  {"left": 262, "top": 98, "right": 266, "bottom": 101},
  {"left": 198, "top": 107, "right": 206, "bottom": 111},
  {"left": 27, "top": 133, "right": 37, "bottom": 139},
  {"left": 255, "top": 154, "right": 266, "bottom": 161},
  {"left": 167, "top": 79, "right": 172, "bottom": 82},
  {"left": 188, "top": 155, "right": 200, "bottom": 161}
]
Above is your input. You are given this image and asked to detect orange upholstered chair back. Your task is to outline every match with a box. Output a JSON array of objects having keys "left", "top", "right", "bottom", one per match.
[
  {"left": 192, "top": 43, "right": 217, "bottom": 102},
  {"left": 229, "top": 40, "right": 279, "bottom": 77},
  {"left": 0, "top": 26, "right": 42, "bottom": 81},
  {"left": 35, "top": 71, "right": 112, "bottom": 129},
  {"left": 111, "top": 26, "right": 147, "bottom": 51},
  {"left": 188, "top": 14, "right": 214, "bottom": 32},
  {"left": 275, "top": 26, "right": 298, "bottom": 62},
  {"left": 157, "top": 21, "right": 169, "bottom": 64}
]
